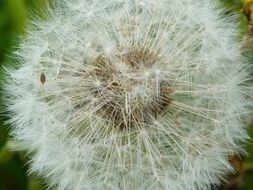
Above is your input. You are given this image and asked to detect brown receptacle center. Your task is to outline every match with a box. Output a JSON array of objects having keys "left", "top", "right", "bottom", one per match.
[{"left": 84, "top": 48, "right": 172, "bottom": 130}]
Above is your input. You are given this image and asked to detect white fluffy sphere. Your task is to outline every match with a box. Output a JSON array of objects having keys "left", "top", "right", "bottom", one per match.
[{"left": 4, "top": 0, "right": 252, "bottom": 189}]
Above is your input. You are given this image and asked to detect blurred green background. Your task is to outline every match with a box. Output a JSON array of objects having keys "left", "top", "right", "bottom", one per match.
[{"left": 0, "top": 0, "right": 252, "bottom": 190}]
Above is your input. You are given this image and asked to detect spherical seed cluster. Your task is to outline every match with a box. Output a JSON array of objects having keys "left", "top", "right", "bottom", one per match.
[{"left": 3, "top": 0, "right": 252, "bottom": 190}]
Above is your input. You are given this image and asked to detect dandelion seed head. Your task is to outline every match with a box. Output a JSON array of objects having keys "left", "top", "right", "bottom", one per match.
[{"left": 3, "top": 0, "right": 253, "bottom": 190}]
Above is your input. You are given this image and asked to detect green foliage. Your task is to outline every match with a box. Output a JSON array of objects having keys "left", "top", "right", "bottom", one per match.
[{"left": 223, "top": 0, "right": 243, "bottom": 10}]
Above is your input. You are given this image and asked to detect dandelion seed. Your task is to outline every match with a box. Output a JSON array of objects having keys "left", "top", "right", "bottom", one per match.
[{"left": 40, "top": 72, "right": 46, "bottom": 85}]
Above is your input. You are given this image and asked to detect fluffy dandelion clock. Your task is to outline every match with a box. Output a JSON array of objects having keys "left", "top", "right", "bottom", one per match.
[{"left": 3, "top": 0, "right": 253, "bottom": 189}]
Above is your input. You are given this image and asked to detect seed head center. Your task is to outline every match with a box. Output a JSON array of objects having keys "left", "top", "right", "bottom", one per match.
[{"left": 84, "top": 48, "right": 172, "bottom": 130}]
